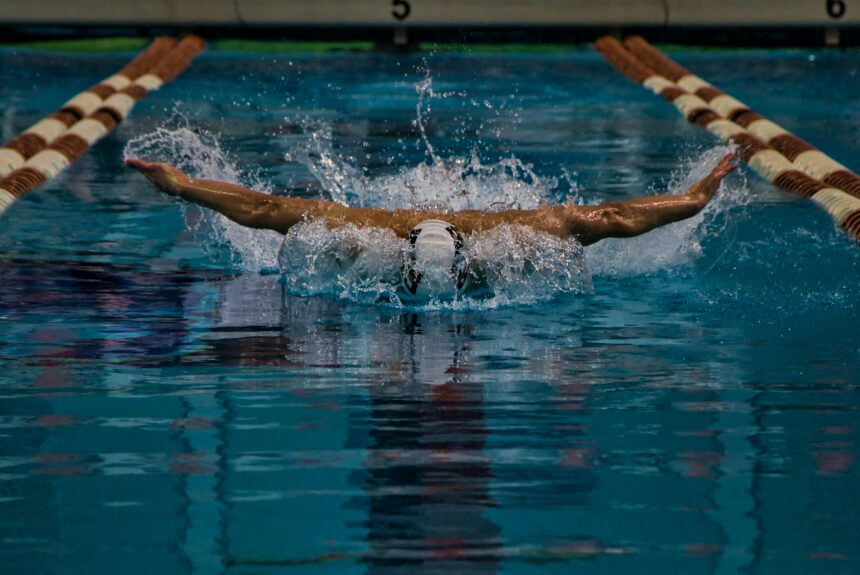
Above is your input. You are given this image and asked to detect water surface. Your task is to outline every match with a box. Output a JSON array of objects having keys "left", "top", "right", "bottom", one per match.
[{"left": 0, "top": 46, "right": 859, "bottom": 574}]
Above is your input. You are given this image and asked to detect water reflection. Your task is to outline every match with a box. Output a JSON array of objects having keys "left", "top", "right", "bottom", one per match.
[
  {"left": 210, "top": 277, "right": 604, "bottom": 571},
  {"left": 3, "top": 255, "right": 860, "bottom": 573},
  {"left": 358, "top": 313, "right": 501, "bottom": 574},
  {"left": 201, "top": 277, "right": 508, "bottom": 571}
]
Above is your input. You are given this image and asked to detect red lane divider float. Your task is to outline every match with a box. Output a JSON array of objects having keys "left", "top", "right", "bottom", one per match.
[
  {"left": 594, "top": 35, "right": 860, "bottom": 241},
  {"left": 0, "top": 35, "right": 205, "bottom": 216}
]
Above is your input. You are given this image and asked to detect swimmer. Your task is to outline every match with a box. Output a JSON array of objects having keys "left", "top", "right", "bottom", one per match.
[{"left": 127, "top": 152, "right": 737, "bottom": 298}]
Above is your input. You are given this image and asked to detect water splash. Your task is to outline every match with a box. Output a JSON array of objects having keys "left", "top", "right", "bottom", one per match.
[
  {"left": 277, "top": 74, "right": 591, "bottom": 309},
  {"left": 285, "top": 75, "right": 555, "bottom": 212},
  {"left": 124, "top": 79, "right": 747, "bottom": 309},
  {"left": 586, "top": 144, "right": 750, "bottom": 277},
  {"left": 289, "top": 122, "right": 556, "bottom": 212},
  {"left": 466, "top": 224, "right": 592, "bottom": 307},
  {"left": 124, "top": 118, "right": 283, "bottom": 271},
  {"left": 276, "top": 220, "right": 590, "bottom": 309},
  {"left": 277, "top": 220, "right": 403, "bottom": 303}
]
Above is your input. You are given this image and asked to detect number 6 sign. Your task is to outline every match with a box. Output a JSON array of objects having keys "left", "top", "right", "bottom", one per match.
[{"left": 827, "top": 0, "right": 846, "bottom": 18}]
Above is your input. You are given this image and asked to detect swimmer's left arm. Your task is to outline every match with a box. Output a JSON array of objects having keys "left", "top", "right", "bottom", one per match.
[{"left": 564, "top": 152, "right": 738, "bottom": 245}]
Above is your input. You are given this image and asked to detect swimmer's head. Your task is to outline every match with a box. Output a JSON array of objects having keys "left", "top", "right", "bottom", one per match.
[{"left": 401, "top": 220, "right": 470, "bottom": 300}]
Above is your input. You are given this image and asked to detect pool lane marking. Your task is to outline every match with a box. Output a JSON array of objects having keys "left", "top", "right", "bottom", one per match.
[
  {"left": 62, "top": 92, "right": 106, "bottom": 118},
  {"left": 26, "top": 150, "right": 70, "bottom": 179},
  {"left": 0, "top": 35, "right": 205, "bottom": 217},
  {"left": 596, "top": 37, "right": 781, "bottom": 173},
  {"left": 626, "top": 38, "right": 860, "bottom": 210},
  {"left": 0, "top": 36, "right": 177, "bottom": 178},
  {"left": 0, "top": 149, "right": 25, "bottom": 175},
  {"left": 624, "top": 36, "right": 860, "bottom": 200},
  {"left": 133, "top": 74, "right": 165, "bottom": 91},
  {"left": 100, "top": 93, "right": 138, "bottom": 120},
  {"left": 594, "top": 36, "right": 860, "bottom": 241},
  {"left": 21, "top": 118, "right": 68, "bottom": 144},
  {"left": 811, "top": 188, "right": 860, "bottom": 237}
]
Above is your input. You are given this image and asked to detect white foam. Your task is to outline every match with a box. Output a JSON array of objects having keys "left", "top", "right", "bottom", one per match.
[
  {"left": 467, "top": 224, "right": 591, "bottom": 305},
  {"left": 275, "top": 220, "right": 591, "bottom": 309},
  {"left": 277, "top": 220, "right": 403, "bottom": 303}
]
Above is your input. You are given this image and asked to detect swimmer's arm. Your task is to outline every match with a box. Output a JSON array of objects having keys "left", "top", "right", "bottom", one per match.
[
  {"left": 564, "top": 152, "right": 738, "bottom": 246},
  {"left": 126, "top": 159, "right": 337, "bottom": 233}
]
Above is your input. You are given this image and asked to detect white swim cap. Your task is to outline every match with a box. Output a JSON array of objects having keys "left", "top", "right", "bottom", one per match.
[{"left": 401, "top": 220, "right": 470, "bottom": 300}]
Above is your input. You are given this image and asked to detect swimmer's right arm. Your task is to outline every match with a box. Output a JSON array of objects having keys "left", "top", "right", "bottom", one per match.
[{"left": 126, "top": 159, "right": 338, "bottom": 234}]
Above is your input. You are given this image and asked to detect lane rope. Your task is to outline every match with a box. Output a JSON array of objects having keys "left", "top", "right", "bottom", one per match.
[
  {"left": 624, "top": 36, "right": 860, "bottom": 202},
  {"left": 594, "top": 36, "right": 860, "bottom": 242},
  {"left": 0, "top": 36, "right": 177, "bottom": 178},
  {"left": 0, "top": 35, "right": 205, "bottom": 217}
]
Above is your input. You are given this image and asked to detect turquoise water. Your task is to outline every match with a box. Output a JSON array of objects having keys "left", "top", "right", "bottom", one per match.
[{"left": 1, "top": 47, "right": 859, "bottom": 574}]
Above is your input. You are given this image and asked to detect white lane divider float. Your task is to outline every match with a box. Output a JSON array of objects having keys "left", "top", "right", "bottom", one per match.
[{"left": 595, "top": 35, "right": 860, "bottom": 242}]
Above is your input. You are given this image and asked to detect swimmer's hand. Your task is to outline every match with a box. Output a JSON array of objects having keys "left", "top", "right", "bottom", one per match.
[
  {"left": 689, "top": 152, "right": 739, "bottom": 204},
  {"left": 711, "top": 151, "right": 739, "bottom": 180},
  {"left": 126, "top": 159, "right": 190, "bottom": 197}
]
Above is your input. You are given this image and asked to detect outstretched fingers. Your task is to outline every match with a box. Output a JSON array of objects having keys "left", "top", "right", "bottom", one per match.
[
  {"left": 712, "top": 152, "right": 739, "bottom": 179},
  {"left": 686, "top": 152, "right": 739, "bottom": 203}
]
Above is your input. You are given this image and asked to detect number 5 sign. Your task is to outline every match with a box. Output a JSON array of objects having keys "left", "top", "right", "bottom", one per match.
[{"left": 392, "top": 0, "right": 411, "bottom": 20}]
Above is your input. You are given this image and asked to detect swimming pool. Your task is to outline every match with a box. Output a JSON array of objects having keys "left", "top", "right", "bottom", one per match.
[{"left": 1, "top": 44, "right": 858, "bottom": 574}]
